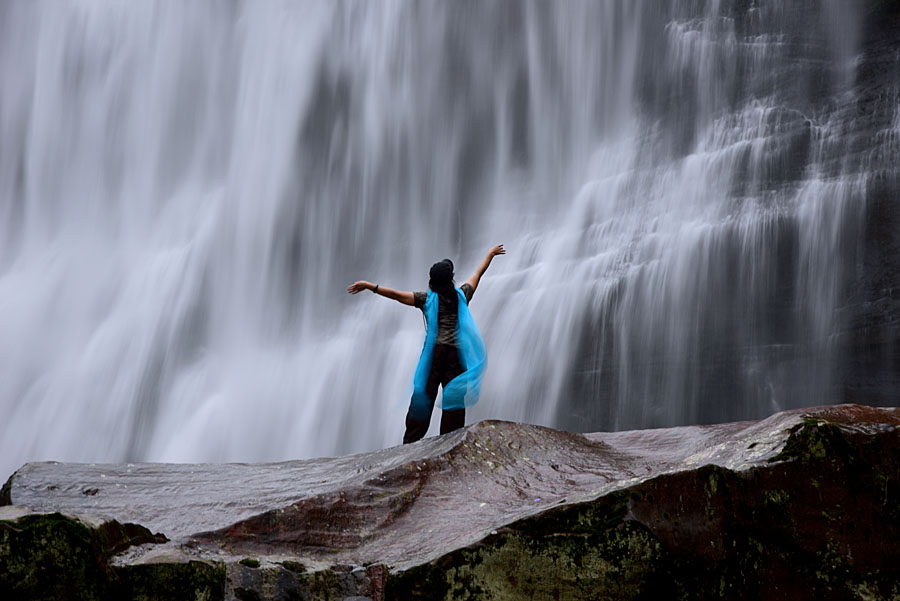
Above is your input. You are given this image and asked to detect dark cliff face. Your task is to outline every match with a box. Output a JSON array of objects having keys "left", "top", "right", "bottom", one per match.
[
  {"left": 559, "top": 3, "right": 900, "bottom": 432},
  {"left": 840, "top": 6, "right": 900, "bottom": 405},
  {"left": 3, "top": 404, "right": 900, "bottom": 600}
]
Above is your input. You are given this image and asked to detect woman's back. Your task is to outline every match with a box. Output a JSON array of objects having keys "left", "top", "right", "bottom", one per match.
[{"left": 412, "top": 283, "right": 475, "bottom": 346}]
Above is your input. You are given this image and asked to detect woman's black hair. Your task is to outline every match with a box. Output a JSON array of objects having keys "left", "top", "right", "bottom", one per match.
[{"left": 429, "top": 259, "right": 456, "bottom": 301}]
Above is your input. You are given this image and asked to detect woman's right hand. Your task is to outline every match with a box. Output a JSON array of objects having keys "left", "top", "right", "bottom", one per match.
[
  {"left": 347, "top": 281, "right": 372, "bottom": 294},
  {"left": 488, "top": 244, "right": 506, "bottom": 257}
]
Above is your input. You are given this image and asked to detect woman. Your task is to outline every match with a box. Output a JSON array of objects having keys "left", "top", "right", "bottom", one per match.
[{"left": 348, "top": 244, "right": 505, "bottom": 443}]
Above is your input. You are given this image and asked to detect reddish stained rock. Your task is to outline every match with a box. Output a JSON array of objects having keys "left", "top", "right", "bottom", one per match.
[{"left": 3, "top": 403, "right": 900, "bottom": 600}]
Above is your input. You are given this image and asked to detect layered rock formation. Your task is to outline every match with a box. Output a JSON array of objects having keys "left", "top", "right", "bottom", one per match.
[{"left": 2, "top": 404, "right": 899, "bottom": 600}]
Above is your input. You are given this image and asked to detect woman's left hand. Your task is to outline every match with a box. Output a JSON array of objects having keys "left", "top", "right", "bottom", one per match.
[{"left": 347, "top": 281, "right": 372, "bottom": 294}]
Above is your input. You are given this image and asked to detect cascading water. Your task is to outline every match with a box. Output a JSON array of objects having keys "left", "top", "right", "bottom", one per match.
[{"left": 2, "top": 1, "right": 898, "bottom": 481}]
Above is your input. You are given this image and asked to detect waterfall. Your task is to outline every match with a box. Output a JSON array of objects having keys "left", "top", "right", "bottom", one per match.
[{"left": 1, "top": 0, "right": 897, "bottom": 480}]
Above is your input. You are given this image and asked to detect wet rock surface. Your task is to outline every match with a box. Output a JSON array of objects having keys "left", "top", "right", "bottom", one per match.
[{"left": 3, "top": 404, "right": 900, "bottom": 600}]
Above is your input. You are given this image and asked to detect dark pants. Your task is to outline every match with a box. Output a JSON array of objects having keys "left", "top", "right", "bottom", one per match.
[{"left": 403, "top": 344, "right": 466, "bottom": 444}]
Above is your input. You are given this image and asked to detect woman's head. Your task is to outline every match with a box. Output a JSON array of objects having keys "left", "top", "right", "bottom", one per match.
[{"left": 429, "top": 259, "right": 455, "bottom": 297}]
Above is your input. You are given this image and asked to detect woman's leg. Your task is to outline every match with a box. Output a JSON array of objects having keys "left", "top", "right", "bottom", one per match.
[
  {"left": 402, "top": 363, "right": 441, "bottom": 444},
  {"left": 436, "top": 345, "right": 466, "bottom": 435},
  {"left": 440, "top": 408, "right": 465, "bottom": 434}
]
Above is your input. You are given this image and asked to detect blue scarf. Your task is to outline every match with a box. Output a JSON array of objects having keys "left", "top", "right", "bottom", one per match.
[{"left": 411, "top": 288, "right": 487, "bottom": 411}]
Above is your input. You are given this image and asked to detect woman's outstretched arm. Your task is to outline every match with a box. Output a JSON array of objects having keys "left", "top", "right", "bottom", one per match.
[
  {"left": 347, "top": 280, "right": 416, "bottom": 306},
  {"left": 465, "top": 244, "right": 506, "bottom": 293}
]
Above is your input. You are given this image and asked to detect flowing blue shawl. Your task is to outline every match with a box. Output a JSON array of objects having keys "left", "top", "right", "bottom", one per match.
[{"left": 411, "top": 288, "right": 487, "bottom": 411}]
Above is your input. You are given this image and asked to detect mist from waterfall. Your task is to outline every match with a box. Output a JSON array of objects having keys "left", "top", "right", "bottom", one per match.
[{"left": 1, "top": 0, "right": 893, "bottom": 480}]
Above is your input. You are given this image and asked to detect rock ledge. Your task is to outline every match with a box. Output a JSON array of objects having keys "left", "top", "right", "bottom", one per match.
[{"left": 2, "top": 404, "right": 899, "bottom": 600}]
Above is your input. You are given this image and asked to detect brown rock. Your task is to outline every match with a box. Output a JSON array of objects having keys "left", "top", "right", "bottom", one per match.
[{"left": 3, "top": 404, "right": 899, "bottom": 600}]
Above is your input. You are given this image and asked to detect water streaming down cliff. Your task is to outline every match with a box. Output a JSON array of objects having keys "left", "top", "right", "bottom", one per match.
[{"left": 1, "top": 1, "right": 898, "bottom": 480}]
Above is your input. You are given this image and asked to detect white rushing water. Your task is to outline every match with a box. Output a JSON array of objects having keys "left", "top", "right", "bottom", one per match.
[{"left": 0, "top": 1, "right": 889, "bottom": 480}]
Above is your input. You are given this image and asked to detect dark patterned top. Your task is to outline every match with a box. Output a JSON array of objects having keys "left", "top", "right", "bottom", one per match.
[{"left": 413, "top": 283, "right": 475, "bottom": 346}]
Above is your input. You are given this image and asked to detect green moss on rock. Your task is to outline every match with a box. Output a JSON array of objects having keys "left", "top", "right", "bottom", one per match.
[
  {"left": 770, "top": 420, "right": 854, "bottom": 465},
  {"left": 0, "top": 475, "right": 11, "bottom": 506},
  {"left": 113, "top": 560, "right": 225, "bottom": 601},
  {"left": 234, "top": 587, "right": 262, "bottom": 601},
  {"left": 386, "top": 517, "right": 670, "bottom": 600},
  {"left": 280, "top": 559, "right": 306, "bottom": 573},
  {"left": 0, "top": 511, "right": 224, "bottom": 601},
  {"left": 0, "top": 512, "right": 107, "bottom": 601}
]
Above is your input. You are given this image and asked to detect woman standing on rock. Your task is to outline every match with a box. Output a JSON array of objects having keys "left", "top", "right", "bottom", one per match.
[{"left": 348, "top": 244, "right": 505, "bottom": 443}]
